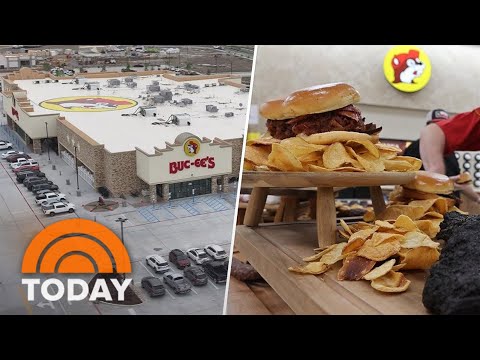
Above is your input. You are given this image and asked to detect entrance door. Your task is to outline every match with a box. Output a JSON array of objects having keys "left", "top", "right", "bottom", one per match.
[{"left": 170, "top": 179, "right": 212, "bottom": 200}]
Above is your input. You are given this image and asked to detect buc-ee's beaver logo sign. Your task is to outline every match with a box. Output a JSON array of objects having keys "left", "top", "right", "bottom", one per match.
[
  {"left": 40, "top": 96, "right": 137, "bottom": 112},
  {"left": 383, "top": 46, "right": 431, "bottom": 93},
  {"left": 170, "top": 138, "right": 216, "bottom": 174}
]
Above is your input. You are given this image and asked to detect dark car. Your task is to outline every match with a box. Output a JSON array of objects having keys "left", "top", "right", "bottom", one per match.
[
  {"left": 27, "top": 179, "right": 53, "bottom": 190},
  {"left": 6, "top": 153, "right": 31, "bottom": 163},
  {"left": 184, "top": 266, "right": 208, "bottom": 286},
  {"left": 141, "top": 276, "right": 166, "bottom": 297},
  {"left": 203, "top": 261, "right": 227, "bottom": 284},
  {"left": 32, "top": 183, "right": 59, "bottom": 194},
  {"left": 16, "top": 171, "right": 45, "bottom": 183},
  {"left": 163, "top": 273, "right": 191, "bottom": 294},
  {"left": 169, "top": 249, "right": 191, "bottom": 269}
]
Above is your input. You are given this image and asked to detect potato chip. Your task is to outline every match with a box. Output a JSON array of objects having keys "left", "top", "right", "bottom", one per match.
[
  {"left": 245, "top": 145, "right": 271, "bottom": 166},
  {"left": 339, "top": 219, "right": 353, "bottom": 236},
  {"left": 432, "top": 197, "right": 455, "bottom": 214},
  {"left": 363, "top": 209, "right": 375, "bottom": 222},
  {"left": 363, "top": 259, "right": 397, "bottom": 280},
  {"left": 422, "top": 211, "right": 444, "bottom": 219},
  {"left": 408, "top": 199, "right": 438, "bottom": 213},
  {"left": 337, "top": 254, "right": 376, "bottom": 281},
  {"left": 246, "top": 136, "right": 280, "bottom": 146},
  {"left": 370, "top": 232, "right": 404, "bottom": 246},
  {"left": 414, "top": 219, "right": 441, "bottom": 238},
  {"left": 346, "top": 147, "right": 385, "bottom": 172},
  {"left": 342, "top": 238, "right": 366, "bottom": 254},
  {"left": 391, "top": 263, "right": 406, "bottom": 271},
  {"left": 401, "top": 231, "right": 440, "bottom": 249},
  {"left": 339, "top": 230, "right": 350, "bottom": 239},
  {"left": 349, "top": 222, "right": 377, "bottom": 232},
  {"left": 357, "top": 241, "right": 401, "bottom": 261},
  {"left": 288, "top": 262, "right": 330, "bottom": 275},
  {"left": 398, "top": 247, "right": 440, "bottom": 270},
  {"left": 301, "top": 131, "right": 376, "bottom": 145},
  {"left": 323, "top": 142, "right": 357, "bottom": 169},
  {"left": 297, "top": 151, "right": 324, "bottom": 163},
  {"left": 394, "top": 214, "right": 418, "bottom": 231},
  {"left": 304, "top": 244, "right": 338, "bottom": 261},
  {"left": 375, "top": 143, "right": 402, "bottom": 153},
  {"left": 267, "top": 143, "right": 305, "bottom": 172},
  {"left": 349, "top": 226, "right": 379, "bottom": 242},
  {"left": 320, "top": 242, "right": 348, "bottom": 265},
  {"left": 401, "top": 188, "right": 440, "bottom": 200},
  {"left": 280, "top": 137, "right": 327, "bottom": 158},
  {"left": 332, "top": 166, "right": 366, "bottom": 172},
  {"left": 346, "top": 139, "right": 380, "bottom": 158},
  {"left": 377, "top": 205, "right": 426, "bottom": 221},
  {"left": 448, "top": 206, "right": 468, "bottom": 215},
  {"left": 370, "top": 271, "right": 411, "bottom": 293},
  {"left": 243, "top": 159, "right": 256, "bottom": 171},
  {"left": 392, "top": 156, "right": 422, "bottom": 171},
  {"left": 384, "top": 159, "right": 417, "bottom": 172}
]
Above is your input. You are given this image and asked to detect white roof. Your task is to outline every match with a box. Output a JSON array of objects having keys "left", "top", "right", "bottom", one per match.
[{"left": 14, "top": 75, "right": 248, "bottom": 153}]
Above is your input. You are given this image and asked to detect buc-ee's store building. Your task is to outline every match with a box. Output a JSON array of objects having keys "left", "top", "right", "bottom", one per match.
[{"left": 1, "top": 68, "right": 248, "bottom": 201}]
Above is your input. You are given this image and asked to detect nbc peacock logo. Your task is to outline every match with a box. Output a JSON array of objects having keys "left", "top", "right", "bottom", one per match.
[{"left": 21, "top": 219, "right": 132, "bottom": 302}]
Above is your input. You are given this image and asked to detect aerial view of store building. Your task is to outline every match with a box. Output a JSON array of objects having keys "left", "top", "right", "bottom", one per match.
[{"left": 1, "top": 68, "right": 248, "bottom": 201}]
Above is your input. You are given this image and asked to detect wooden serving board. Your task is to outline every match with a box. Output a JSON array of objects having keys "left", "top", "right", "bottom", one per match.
[
  {"left": 235, "top": 222, "right": 430, "bottom": 315},
  {"left": 242, "top": 171, "right": 416, "bottom": 188}
]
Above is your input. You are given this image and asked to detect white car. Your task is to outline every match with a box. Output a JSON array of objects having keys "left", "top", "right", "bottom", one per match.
[
  {"left": 145, "top": 255, "right": 170, "bottom": 273},
  {"left": 2, "top": 150, "right": 23, "bottom": 159},
  {"left": 11, "top": 160, "right": 37, "bottom": 169},
  {"left": 204, "top": 244, "right": 228, "bottom": 261},
  {"left": 187, "top": 248, "right": 210, "bottom": 265},
  {"left": 39, "top": 198, "right": 68, "bottom": 207},
  {"left": 42, "top": 202, "right": 75, "bottom": 216},
  {"left": 0, "top": 141, "right": 13, "bottom": 150},
  {"left": 35, "top": 192, "right": 66, "bottom": 205}
]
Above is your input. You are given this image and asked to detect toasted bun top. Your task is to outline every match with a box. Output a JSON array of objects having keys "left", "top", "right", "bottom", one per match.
[
  {"left": 266, "top": 83, "right": 360, "bottom": 120},
  {"left": 259, "top": 99, "right": 289, "bottom": 120},
  {"left": 403, "top": 171, "right": 454, "bottom": 195}
]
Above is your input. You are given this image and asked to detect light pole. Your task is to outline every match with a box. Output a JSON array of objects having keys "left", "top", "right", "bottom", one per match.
[
  {"left": 219, "top": 184, "right": 223, "bottom": 199},
  {"left": 168, "top": 192, "right": 172, "bottom": 208},
  {"left": 44, "top": 122, "right": 50, "bottom": 161},
  {"left": 74, "top": 145, "right": 80, "bottom": 193},
  {"left": 115, "top": 216, "right": 128, "bottom": 280}
]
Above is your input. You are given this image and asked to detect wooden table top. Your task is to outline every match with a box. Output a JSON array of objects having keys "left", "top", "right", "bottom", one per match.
[{"left": 235, "top": 222, "right": 430, "bottom": 315}]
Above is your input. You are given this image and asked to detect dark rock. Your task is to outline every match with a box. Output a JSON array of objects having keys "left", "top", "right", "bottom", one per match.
[{"left": 422, "top": 212, "right": 480, "bottom": 314}]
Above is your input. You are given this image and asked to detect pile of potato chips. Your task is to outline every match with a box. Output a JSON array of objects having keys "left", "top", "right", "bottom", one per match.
[
  {"left": 363, "top": 186, "right": 467, "bottom": 238},
  {"left": 288, "top": 215, "right": 441, "bottom": 293},
  {"left": 244, "top": 132, "right": 422, "bottom": 172}
]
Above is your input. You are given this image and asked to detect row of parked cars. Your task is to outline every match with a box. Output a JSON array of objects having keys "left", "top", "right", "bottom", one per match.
[
  {"left": 142, "top": 245, "right": 229, "bottom": 297},
  {"left": 1, "top": 147, "right": 75, "bottom": 217}
]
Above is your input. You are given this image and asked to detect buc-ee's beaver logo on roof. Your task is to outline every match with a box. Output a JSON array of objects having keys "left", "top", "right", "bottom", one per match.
[
  {"left": 383, "top": 46, "right": 431, "bottom": 93},
  {"left": 40, "top": 96, "right": 137, "bottom": 112},
  {"left": 184, "top": 138, "right": 201, "bottom": 157}
]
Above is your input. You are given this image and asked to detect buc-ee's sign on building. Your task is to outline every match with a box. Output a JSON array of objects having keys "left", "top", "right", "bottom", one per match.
[
  {"left": 136, "top": 134, "right": 233, "bottom": 184},
  {"left": 383, "top": 45, "right": 431, "bottom": 93}
]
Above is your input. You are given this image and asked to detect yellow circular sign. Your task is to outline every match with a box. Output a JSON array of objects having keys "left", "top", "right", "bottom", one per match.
[
  {"left": 183, "top": 138, "right": 201, "bottom": 157},
  {"left": 40, "top": 96, "right": 137, "bottom": 112},
  {"left": 383, "top": 45, "right": 431, "bottom": 93}
]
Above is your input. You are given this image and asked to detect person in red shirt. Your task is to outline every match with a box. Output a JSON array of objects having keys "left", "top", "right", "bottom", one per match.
[{"left": 420, "top": 107, "right": 480, "bottom": 204}]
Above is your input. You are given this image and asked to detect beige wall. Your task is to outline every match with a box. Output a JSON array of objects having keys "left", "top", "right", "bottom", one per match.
[
  {"left": 251, "top": 45, "right": 480, "bottom": 140},
  {"left": 136, "top": 138, "right": 233, "bottom": 185}
]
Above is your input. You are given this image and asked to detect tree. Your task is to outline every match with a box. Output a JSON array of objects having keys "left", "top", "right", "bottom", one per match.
[
  {"left": 101, "top": 65, "right": 106, "bottom": 72},
  {"left": 207, "top": 69, "right": 211, "bottom": 75},
  {"left": 186, "top": 62, "right": 192, "bottom": 70},
  {"left": 42, "top": 63, "right": 52, "bottom": 71},
  {"left": 144, "top": 64, "right": 149, "bottom": 71}
]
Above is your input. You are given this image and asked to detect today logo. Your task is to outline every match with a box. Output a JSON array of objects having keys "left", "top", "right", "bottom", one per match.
[{"left": 21, "top": 219, "right": 132, "bottom": 302}]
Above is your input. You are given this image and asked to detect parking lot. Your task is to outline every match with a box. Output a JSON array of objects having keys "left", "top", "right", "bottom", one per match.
[{"left": 0, "top": 125, "right": 234, "bottom": 315}]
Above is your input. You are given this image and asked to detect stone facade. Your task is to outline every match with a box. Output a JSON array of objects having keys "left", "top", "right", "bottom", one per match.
[
  {"left": 32, "top": 139, "right": 42, "bottom": 154},
  {"left": 104, "top": 150, "right": 149, "bottom": 198},
  {"left": 225, "top": 137, "right": 244, "bottom": 179},
  {"left": 161, "top": 184, "right": 169, "bottom": 201},
  {"left": 149, "top": 185, "right": 157, "bottom": 203}
]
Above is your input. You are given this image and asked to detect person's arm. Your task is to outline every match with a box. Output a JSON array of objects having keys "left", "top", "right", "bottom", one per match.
[
  {"left": 419, "top": 123, "right": 447, "bottom": 174},
  {"left": 453, "top": 182, "right": 480, "bottom": 203}
]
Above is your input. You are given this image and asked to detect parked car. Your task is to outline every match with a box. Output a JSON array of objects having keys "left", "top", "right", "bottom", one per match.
[
  {"left": 0, "top": 141, "right": 13, "bottom": 150},
  {"left": 169, "top": 249, "right": 191, "bottom": 269},
  {"left": 32, "top": 183, "right": 59, "bottom": 193},
  {"left": 2, "top": 150, "right": 23, "bottom": 159},
  {"left": 13, "top": 163, "right": 40, "bottom": 173},
  {"left": 145, "top": 255, "right": 170, "bottom": 273},
  {"left": 35, "top": 192, "right": 66, "bottom": 205},
  {"left": 27, "top": 179, "right": 53, "bottom": 191},
  {"left": 187, "top": 248, "right": 210, "bottom": 265},
  {"left": 35, "top": 189, "right": 59, "bottom": 196},
  {"left": 39, "top": 198, "right": 69, "bottom": 207},
  {"left": 204, "top": 244, "right": 228, "bottom": 261},
  {"left": 141, "top": 276, "right": 166, "bottom": 297},
  {"left": 163, "top": 273, "right": 191, "bottom": 294},
  {"left": 10, "top": 158, "right": 31, "bottom": 168},
  {"left": 6, "top": 153, "right": 31, "bottom": 162},
  {"left": 184, "top": 266, "right": 208, "bottom": 286},
  {"left": 42, "top": 202, "right": 75, "bottom": 216},
  {"left": 202, "top": 261, "right": 227, "bottom": 284},
  {"left": 23, "top": 176, "right": 48, "bottom": 186},
  {"left": 17, "top": 172, "right": 45, "bottom": 183}
]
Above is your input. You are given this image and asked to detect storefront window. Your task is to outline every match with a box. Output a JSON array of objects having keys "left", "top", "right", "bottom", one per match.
[{"left": 166, "top": 179, "right": 212, "bottom": 200}]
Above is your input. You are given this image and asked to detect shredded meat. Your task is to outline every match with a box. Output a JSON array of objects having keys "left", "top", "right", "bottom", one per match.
[{"left": 266, "top": 104, "right": 380, "bottom": 140}]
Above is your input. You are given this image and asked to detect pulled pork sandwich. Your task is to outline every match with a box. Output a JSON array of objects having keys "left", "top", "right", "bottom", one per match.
[{"left": 261, "top": 83, "right": 381, "bottom": 140}]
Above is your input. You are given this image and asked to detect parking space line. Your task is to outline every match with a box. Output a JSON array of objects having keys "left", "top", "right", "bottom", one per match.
[
  {"left": 190, "top": 286, "right": 198, "bottom": 295},
  {"left": 164, "top": 288, "right": 176, "bottom": 300},
  {"left": 208, "top": 280, "right": 219, "bottom": 290},
  {"left": 128, "top": 308, "right": 136, "bottom": 315},
  {"left": 17, "top": 285, "right": 33, "bottom": 315}
]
